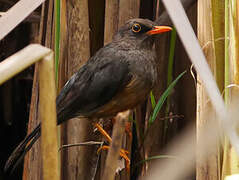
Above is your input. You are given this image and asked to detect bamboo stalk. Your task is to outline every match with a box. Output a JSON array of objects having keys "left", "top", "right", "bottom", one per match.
[
  {"left": 39, "top": 52, "right": 59, "bottom": 180},
  {"left": 0, "top": 44, "right": 59, "bottom": 179},
  {"left": 118, "top": 0, "right": 140, "bottom": 27},
  {"left": 22, "top": 63, "right": 42, "bottom": 180},
  {"left": 57, "top": 0, "right": 67, "bottom": 91},
  {"left": 104, "top": 0, "right": 119, "bottom": 44},
  {"left": 23, "top": 1, "right": 55, "bottom": 179},
  {"left": 224, "top": 0, "right": 230, "bottom": 101},
  {"left": 221, "top": 0, "right": 239, "bottom": 178},
  {"left": 0, "top": 0, "right": 45, "bottom": 40},
  {"left": 102, "top": 2, "right": 120, "bottom": 177},
  {"left": 0, "top": 44, "right": 51, "bottom": 85},
  {"left": 60, "top": 0, "right": 99, "bottom": 179},
  {"left": 234, "top": 0, "right": 239, "bottom": 85},
  {"left": 211, "top": 0, "right": 225, "bottom": 92},
  {"left": 103, "top": 111, "right": 130, "bottom": 180},
  {"left": 197, "top": 0, "right": 224, "bottom": 179}
]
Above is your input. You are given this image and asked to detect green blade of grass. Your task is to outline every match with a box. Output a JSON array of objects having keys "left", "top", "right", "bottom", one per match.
[
  {"left": 150, "top": 91, "right": 156, "bottom": 109},
  {"left": 167, "top": 27, "right": 177, "bottom": 88},
  {"left": 149, "top": 71, "right": 186, "bottom": 125},
  {"left": 55, "top": 0, "right": 61, "bottom": 84},
  {"left": 164, "top": 27, "right": 177, "bottom": 138}
]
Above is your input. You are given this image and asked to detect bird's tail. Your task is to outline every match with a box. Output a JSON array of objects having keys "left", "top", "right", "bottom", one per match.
[{"left": 4, "top": 124, "right": 41, "bottom": 174}]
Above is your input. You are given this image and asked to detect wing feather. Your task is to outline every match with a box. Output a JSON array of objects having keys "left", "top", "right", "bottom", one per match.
[{"left": 56, "top": 58, "right": 131, "bottom": 124}]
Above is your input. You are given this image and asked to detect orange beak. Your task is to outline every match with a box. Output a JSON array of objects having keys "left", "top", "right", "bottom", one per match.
[{"left": 147, "top": 26, "right": 172, "bottom": 35}]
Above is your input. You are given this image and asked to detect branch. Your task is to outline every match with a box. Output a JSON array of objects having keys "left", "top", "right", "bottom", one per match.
[
  {"left": 154, "top": 0, "right": 197, "bottom": 25},
  {"left": 103, "top": 110, "right": 130, "bottom": 180},
  {"left": 59, "top": 141, "right": 103, "bottom": 151}
]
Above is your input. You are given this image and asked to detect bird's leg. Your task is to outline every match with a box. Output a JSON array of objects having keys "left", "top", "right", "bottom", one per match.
[
  {"left": 97, "top": 145, "right": 130, "bottom": 171},
  {"left": 94, "top": 123, "right": 112, "bottom": 143},
  {"left": 93, "top": 122, "right": 130, "bottom": 172}
]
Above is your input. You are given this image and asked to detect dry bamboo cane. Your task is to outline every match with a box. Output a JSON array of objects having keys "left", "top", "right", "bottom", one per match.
[
  {"left": 221, "top": 0, "right": 239, "bottom": 178},
  {"left": 197, "top": 0, "right": 221, "bottom": 179},
  {"left": 39, "top": 52, "right": 60, "bottom": 180},
  {"left": 0, "top": 44, "right": 59, "bottom": 179},
  {"left": 60, "top": 0, "right": 94, "bottom": 179},
  {"left": 103, "top": 110, "right": 130, "bottom": 180},
  {"left": 0, "top": 0, "right": 46, "bottom": 40},
  {"left": 0, "top": 44, "right": 51, "bottom": 85}
]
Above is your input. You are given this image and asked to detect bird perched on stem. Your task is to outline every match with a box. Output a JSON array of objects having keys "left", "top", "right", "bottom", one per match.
[{"left": 4, "top": 18, "right": 171, "bottom": 173}]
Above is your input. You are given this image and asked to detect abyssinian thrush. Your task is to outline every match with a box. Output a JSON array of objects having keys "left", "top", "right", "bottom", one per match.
[{"left": 4, "top": 18, "right": 171, "bottom": 173}]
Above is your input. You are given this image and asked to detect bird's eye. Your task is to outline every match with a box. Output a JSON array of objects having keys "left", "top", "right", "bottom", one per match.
[{"left": 131, "top": 24, "right": 141, "bottom": 33}]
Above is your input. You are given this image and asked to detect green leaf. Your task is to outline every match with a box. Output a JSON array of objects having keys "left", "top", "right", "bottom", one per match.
[
  {"left": 165, "top": 27, "right": 177, "bottom": 116},
  {"left": 150, "top": 91, "right": 156, "bottom": 109},
  {"left": 167, "top": 27, "right": 177, "bottom": 87},
  {"left": 55, "top": 0, "right": 61, "bottom": 85},
  {"left": 149, "top": 71, "right": 186, "bottom": 125}
]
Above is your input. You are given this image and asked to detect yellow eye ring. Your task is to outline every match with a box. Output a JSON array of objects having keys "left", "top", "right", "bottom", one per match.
[{"left": 132, "top": 24, "right": 141, "bottom": 33}]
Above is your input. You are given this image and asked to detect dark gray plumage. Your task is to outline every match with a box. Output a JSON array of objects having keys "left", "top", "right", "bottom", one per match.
[{"left": 5, "top": 18, "right": 171, "bottom": 173}]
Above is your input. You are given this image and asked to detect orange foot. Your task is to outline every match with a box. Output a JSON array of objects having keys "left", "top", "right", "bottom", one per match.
[{"left": 94, "top": 123, "right": 130, "bottom": 172}]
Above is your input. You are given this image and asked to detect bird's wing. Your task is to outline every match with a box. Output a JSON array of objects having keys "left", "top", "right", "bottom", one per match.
[{"left": 56, "top": 59, "right": 131, "bottom": 124}]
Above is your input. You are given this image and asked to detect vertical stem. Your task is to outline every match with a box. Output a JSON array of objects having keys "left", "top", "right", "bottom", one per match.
[
  {"left": 104, "top": 0, "right": 119, "bottom": 45},
  {"left": 23, "top": 2, "right": 55, "bottom": 179},
  {"left": 61, "top": 0, "right": 97, "bottom": 179},
  {"left": 234, "top": 1, "right": 239, "bottom": 85},
  {"left": 103, "top": 111, "right": 129, "bottom": 180},
  {"left": 39, "top": 53, "right": 59, "bottom": 180},
  {"left": 166, "top": 28, "right": 177, "bottom": 88},
  {"left": 221, "top": 1, "right": 239, "bottom": 179},
  {"left": 197, "top": 0, "right": 221, "bottom": 179},
  {"left": 224, "top": 0, "right": 229, "bottom": 102},
  {"left": 221, "top": 3, "right": 230, "bottom": 178},
  {"left": 54, "top": 0, "right": 61, "bottom": 84},
  {"left": 164, "top": 28, "right": 176, "bottom": 141}
]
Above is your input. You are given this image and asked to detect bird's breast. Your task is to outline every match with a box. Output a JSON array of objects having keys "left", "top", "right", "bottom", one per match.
[{"left": 89, "top": 49, "right": 157, "bottom": 118}]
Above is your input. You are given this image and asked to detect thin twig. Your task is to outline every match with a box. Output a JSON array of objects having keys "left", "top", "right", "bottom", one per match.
[
  {"left": 159, "top": 114, "right": 184, "bottom": 120},
  {"left": 59, "top": 141, "right": 103, "bottom": 151}
]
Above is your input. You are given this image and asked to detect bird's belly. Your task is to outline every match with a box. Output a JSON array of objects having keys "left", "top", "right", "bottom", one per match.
[{"left": 90, "top": 79, "right": 151, "bottom": 118}]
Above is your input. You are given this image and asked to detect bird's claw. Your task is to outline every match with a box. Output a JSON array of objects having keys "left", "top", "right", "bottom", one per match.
[{"left": 97, "top": 145, "right": 130, "bottom": 172}]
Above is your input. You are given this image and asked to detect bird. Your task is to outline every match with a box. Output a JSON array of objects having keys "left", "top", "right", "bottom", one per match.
[{"left": 4, "top": 18, "right": 171, "bottom": 173}]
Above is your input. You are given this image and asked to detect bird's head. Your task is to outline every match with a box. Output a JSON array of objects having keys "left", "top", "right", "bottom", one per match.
[{"left": 113, "top": 18, "right": 172, "bottom": 49}]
